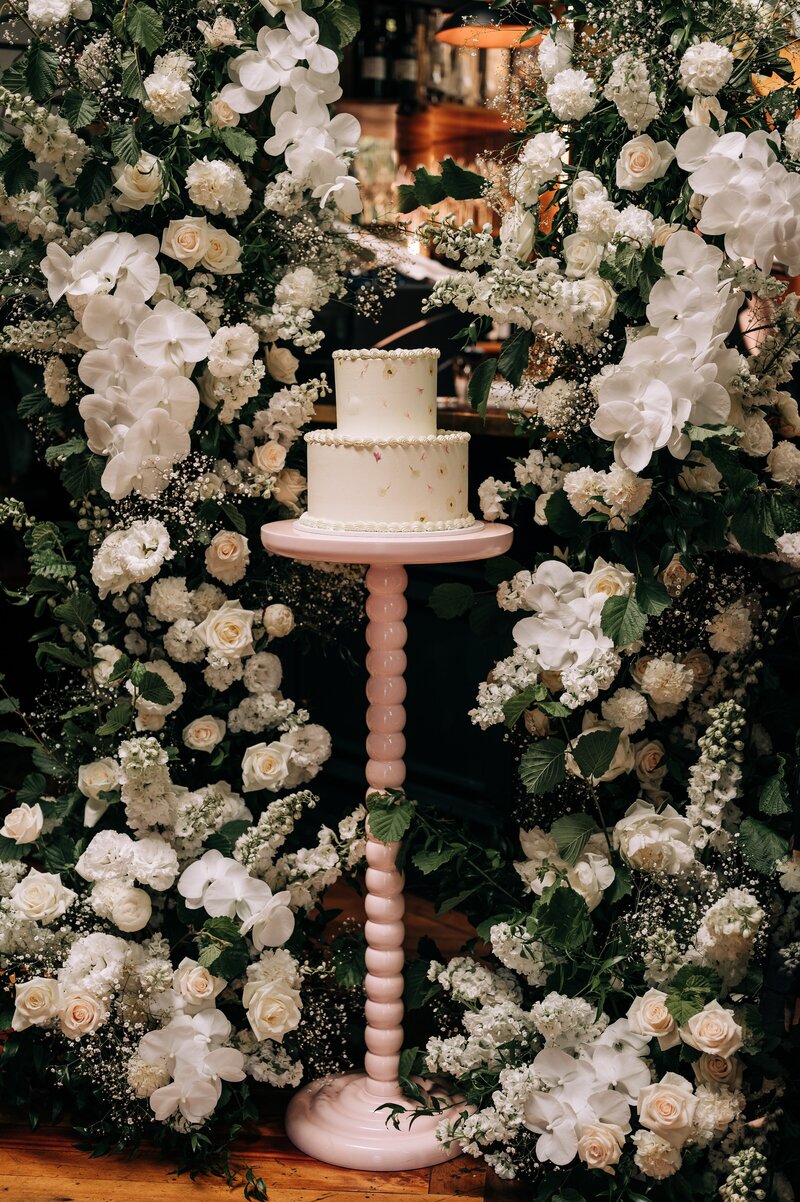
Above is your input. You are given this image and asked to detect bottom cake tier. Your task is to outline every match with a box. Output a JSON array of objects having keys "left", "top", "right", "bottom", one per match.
[{"left": 299, "top": 429, "right": 475, "bottom": 533}]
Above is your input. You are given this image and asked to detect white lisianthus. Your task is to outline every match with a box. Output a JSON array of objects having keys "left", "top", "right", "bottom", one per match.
[
  {"left": 262, "top": 603, "right": 295, "bottom": 638},
  {"left": 637, "top": 1072, "right": 697, "bottom": 1148},
  {"left": 1, "top": 802, "right": 44, "bottom": 844},
  {"left": 12, "top": 976, "right": 60, "bottom": 1030},
  {"left": 195, "top": 600, "right": 256, "bottom": 659},
  {"left": 91, "top": 520, "right": 173, "bottom": 598},
  {"left": 767, "top": 440, "right": 800, "bottom": 486},
  {"left": 11, "top": 868, "right": 76, "bottom": 923},
  {"left": 241, "top": 740, "right": 293, "bottom": 793},
  {"left": 616, "top": 135, "right": 675, "bottom": 191},
  {"left": 785, "top": 118, "right": 800, "bottom": 160},
  {"left": 266, "top": 344, "right": 299, "bottom": 384},
  {"left": 242, "top": 977, "right": 302, "bottom": 1041},
  {"left": 130, "top": 837, "right": 179, "bottom": 890},
  {"left": 208, "top": 324, "right": 259, "bottom": 378},
  {"left": 679, "top": 42, "right": 734, "bottom": 96},
  {"left": 112, "top": 152, "right": 163, "bottom": 211},
  {"left": 546, "top": 68, "right": 597, "bottom": 122},
  {"left": 183, "top": 715, "right": 226, "bottom": 753}
]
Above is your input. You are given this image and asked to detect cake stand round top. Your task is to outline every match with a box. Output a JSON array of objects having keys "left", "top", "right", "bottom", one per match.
[{"left": 261, "top": 519, "right": 513, "bottom": 566}]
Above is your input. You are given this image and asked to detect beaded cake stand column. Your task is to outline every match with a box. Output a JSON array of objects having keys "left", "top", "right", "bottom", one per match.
[{"left": 261, "top": 518, "right": 513, "bottom": 1171}]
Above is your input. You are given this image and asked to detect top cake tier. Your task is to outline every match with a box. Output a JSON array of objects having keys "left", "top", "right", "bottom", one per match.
[{"left": 333, "top": 347, "right": 439, "bottom": 438}]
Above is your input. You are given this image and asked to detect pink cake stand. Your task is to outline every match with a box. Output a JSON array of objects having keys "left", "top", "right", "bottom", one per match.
[{"left": 261, "top": 518, "right": 514, "bottom": 1171}]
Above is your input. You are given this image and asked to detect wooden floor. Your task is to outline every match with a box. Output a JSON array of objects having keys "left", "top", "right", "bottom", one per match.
[{"left": 0, "top": 886, "right": 528, "bottom": 1200}]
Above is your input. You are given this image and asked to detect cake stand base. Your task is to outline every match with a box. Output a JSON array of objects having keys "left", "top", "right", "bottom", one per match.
[{"left": 284, "top": 1073, "right": 465, "bottom": 1171}]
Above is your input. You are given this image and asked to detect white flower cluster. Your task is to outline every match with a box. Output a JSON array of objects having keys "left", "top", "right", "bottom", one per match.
[
  {"left": 603, "top": 52, "right": 661, "bottom": 132},
  {"left": 515, "top": 826, "right": 615, "bottom": 912},
  {"left": 685, "top": 700, "right": 746, "bottom": 851}
]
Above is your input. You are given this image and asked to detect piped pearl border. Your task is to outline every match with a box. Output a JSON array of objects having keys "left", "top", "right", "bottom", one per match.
[
  {"left": 332, "top": 347, "right": 440, "bottom": 362},
  {"left": 298, "top": 512, "right": 476, "bottom": 533},
  {"left": 305, "top": 430, "right": 470, "bottom": 448}
]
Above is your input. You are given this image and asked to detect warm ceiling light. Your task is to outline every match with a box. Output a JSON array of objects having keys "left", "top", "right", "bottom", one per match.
[{"left": 435, "top": 2, "right": 539, "bottom": 48}]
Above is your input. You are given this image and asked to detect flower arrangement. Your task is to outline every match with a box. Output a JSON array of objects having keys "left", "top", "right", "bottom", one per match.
[
  {"left": 402, "top": 0, "right": 800, "bottom": 1194},
  {"left": 0, "top": 0, "right": 374, "bottom": 1172}
]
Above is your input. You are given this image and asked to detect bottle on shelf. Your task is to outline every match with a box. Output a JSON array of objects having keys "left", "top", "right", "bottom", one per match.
[
  {"left": 383, "top": 13, "right": 399, "bottom": 101},
  {"left": 358, "top": 4, "right": 390, "bottom": 101},
  {"left": 393, "top": 10, "right": 419, "bottom": 115}
]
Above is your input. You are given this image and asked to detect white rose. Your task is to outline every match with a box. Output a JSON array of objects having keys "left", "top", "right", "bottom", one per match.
[
  {"left": 694, "top": 1053, "right": 743, "bottom": 1090},
  {"left": 173, "top": 957, "right": 225, "bottom": 1013},
  {"left": 678, "top": 453, "right": 722, "bottom": 493},
  {"left": 679, "top": 1001, "right": 743, "bottom": 1058},
  {"left": 628, "top": 988, "right": 680, "bottom": 1049},
  {"left": 92, "top": 644, "right": 124, "bottom": 688},
  {"left": 112, "top": 152, "right": 163, "bottom": 211},
  {"left": 616, "top": 135, "right": 675, "bottom": 191},
  {"left": 266, "top": 344, "right": 299, "bottom": 384},
  {"left": 634, "top": 739, "right": 667, "bottom": 788},
  {"left": 613, "top": 799, "right": 694, "bottom": 874},
  {"left": 262, "top": 603, "right": 295, "bottom": 638},
  {"left": 499, "top": 204, "right": 536, "bottom": 261},
  {"left": 637, "top": 1072, "right": 697, "bottom": 1148},
  {"left": 160, "top": 217, "right": 210, "bottom": 268},
  {"left": 242, "top": 740, "right": 293, "bottom": 793},
  {"left": 679, "top": 41, "right": 734, "bottom": 96},
  {"left": 208, "top": 95, "right": 240, "bottom": 128},
  {"left": 109, "top": 885, "right": 152, "bottom": 932},
  {"left": 205, "top": 530, "right": 250, "bottom": 585},
  {"left": 569, "top": 171, "right": 607, "bottom": 210},
  {"left": 272, "top": 468, "right": 306, "bottom": 511},
  {"left": 562, "top": 232, "right": 603, "bottom": 278},
  {"left": 1, "top": 802, "right": 43, "bottom": 844},
  {"left": 59, "top": 991, "right": 106, "bottom": 1040},
  {"left": 78, "top": 758, "right": 121, "bottom": 809},
  {"left": 183, "top": 714, "right": 226, "bottom": 752},
  {"left": 195, "top": 600, "right": 256, "bottom": 658},
  {"left": 242, "top": 977, "right": 301, "bottom": 1041},
  {"left": 661, "top": 554, "right": 696, "bottom": 597},
  {"left": 684, "top": 95, "right": 728, "bottom": 128},
  {"left": 202, "top": 228, "right": 242, "bottom": 275},
  {"left": 576, "top": 1122, "right": 625, "bottom": 1173},
  {"left": 575, "top": 275, "right": 617, "bottom": 330},
  {"left": 11, "top": 868, "right": 75, "bottom": 923},
  {"left": 583, "top": 557, "right": 635, "bottom": 604},
  {"left": 197, "top": 16, "right": 239, "bottom": 48},
  {"left": 253, "top": 441, "right": 287, "bottom": 475},
  {"left": 567, "top": 850, "right": 615, "bottom": 911},
  {"left": 12, "top": 976, "right": 60, "bottom": 1030}
]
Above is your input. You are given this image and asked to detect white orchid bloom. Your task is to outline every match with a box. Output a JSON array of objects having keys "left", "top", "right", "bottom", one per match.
[
  {"left": 240, "top": 889, "right": 295, "bottom": 949},
  {"left": 80, "top": 295, "right": 150, "bottom": 347},
  {"left": 134, "top": 299, "right": 212, "bottom": 369},
  {"left": 100, "top": 410, "right": 191, "bottom": 499},
  {"left": 78, "top": 339, "right": 151, "bottom": 393}
]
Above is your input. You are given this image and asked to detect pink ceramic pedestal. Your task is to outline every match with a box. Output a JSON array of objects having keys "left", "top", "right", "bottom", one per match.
[{"left": 261, "top": 519, "right": 514, "bottom": 1171}]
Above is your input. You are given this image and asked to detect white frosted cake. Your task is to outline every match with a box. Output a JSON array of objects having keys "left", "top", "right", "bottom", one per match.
[{"left": 299, "top": 348, "right": 474, "bottom": 533}]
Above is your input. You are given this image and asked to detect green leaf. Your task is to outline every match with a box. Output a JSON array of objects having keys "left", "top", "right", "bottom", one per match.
[
  {"left": 204, "top": 819, "right": 251, "bottom": 856},
  {"left": 412, "top": 843, "right": 462, "bottom": 874},
  {"left": 535, "top": 886, "right": 592, "bottom": 952},
  {"left": 41, "top": 830, "right": 78, "bottom": 874},
  {"left": 571, "top": 728, "right": 621, "bottom": 782},
  {"left": 45, "top": 438, "right": 87, "bottom": 464},
  {"left": 635, "top": 576, "right": 672, "bottom": 617},
  {"left": 61, "top": 91, "right": 100, "bottom": 130},
  {"left": 366, "top": 791, "right": 415, "bottom": 843},
  {"left": 498, "top": 330, "right": 533, "bottom": 388},
  {"left": 550, "top": 813, "right": 599, "bottom": 865},
  {"left": 53, "top": 592, "right": 95, "bottom": 629},
  {"left": 759, "top": 758, "right": 791, "bottom": 816},
  {"left": 739, "top": 816, "right": 788, "bottom": 875},
  {"left": 197, "top": 916, "right": 248, "bottom": 980},
  {"left": 0, "top": 140, "right": 37, "bottom": 196},
  {"left": 519, "top": 738, "right": 566, "bottom": 795},
  {"left": 730, "top": 494, "right": 777, "bottom": 556},
  {"left": 75, "top": 159, "right": 111, "bottom": 210},
  {"left": 0, "top": 837, "right": 26, "bottom": 862},
  {"left": 601, "top": 591, "right": 647, "bottom": 647},
  {"left": 25, "top": 43, "right": 59, "bottom": 103},
  {"left": 61, "top": 451, "right": 104, "bottom": 499},
  {"left": 126, "top": 2, "right": 165, "bottom": 53},
  {"left": 35, "top": 642, "right": 88, "bottom": 668},
  {"left": 397, "top": 160, "right": 486, "bottom": 212},
  {"left": 440, "top": 157, "right": 488, "bottom": 200},
  {"left": 219, "top": 501, "right": 247, "bottom": 535},
  {"left": 670, "top": 966, "right": 722, "bottom": 995},
  {"left": 332, "top": 928, "right": 366, "bottom": 988},
  {"left": 468, "top": 356, "right": 497, "bottom": 419},
  {"left": 538, "top": 699, "right": 571, "bottom": 717},
  {"left": 503, "top": 684, "right": 544, "bottom": 728},
  {"left": 110, "top": 124, "right": 142, "bottom": 168},
  {"left": 404, "top": 959, "right": 439, "bottom": 1010},
  {"left": 95, "top": 702, "right": 133, "bottom": 736},
  {"left": 666, "top": 994, "right": 705, "bottom": 1025},
  {"left": 218, "top": 127, "right": 258, "bottom": 163},
  {"left": 429, "top": 581, "right": 474, "bottom": 620},
  {"left": 544, "top": 489, "right": 584, "bottom": 538},
  {"left": 329, "top": 1, "right": 360, "bottom": 45},
  {"left": 16, "top": 773, "right": 47, "bottom": 806},
  {"left": 120, "top": 52, "right": 147, "bottom": 101},
  {"left": 137, "top": 671, "right": 174, "bottom": 707}
]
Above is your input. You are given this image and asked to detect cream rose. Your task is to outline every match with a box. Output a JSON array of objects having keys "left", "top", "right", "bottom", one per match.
[
  {"left": 205, "top": 530, "right": 250, "bottom": 585},
  {"left": 628, "top": 988, "right": 680, "bottom": 1049},
  {"left": 161, "top": 217, "right": 210, "bottom": 269},
  {"left": 661, "top": 555, "right": 696, "bottom": 597},
  {"left": 173, "top": 956, "right": 225, "bottom": 1013},
  {"left": 575, "top": 275, "right": 617, "bottom": 329},
  {"left": 694, "top": 1053, "right": 743, "bottom": 1090},
  {"left": 201, "top": 228, "right": 242, "bottom": 275},
  {"left": 613, "top": 799, "right": 694, "bottom": 874},
  {"left": 242, "top": 740, "right": 293, "bottom": 793},
  {"left": 637, "top": 1072, "right": 697, "bottom": 1148},
  {"left": 92, "top": 643, "right": 124, "bottom": 688},
  {"left": 266, "top": 344, "right": 299, "bottom": 384},
  {"left": 183, "top": 714, "right": 226, "bottom": 752},
  {"left": 615, "top": 135, "right": 675, "bottom": 192},
  {"left": 12, "top": 976, "right": 60, "bottom": 1030},
  {"left": 11, "top": 868, "right": 75, "bottom": 923},
  {"left": 109, "top": 885, "right": 152, "bottom": 932},
  {"left": 634, "top": 739, "right": 667, "bottom": 788},
  {"left": 242, "top": 977, "right": 301, "bottom": 1041},
  {"left": 563, "top": 231, "right": 603, "bottom": 276},
  {"left": 112, "top": 152, "right": 163, "bottom": 211},
  {"left": 78, "top": 758, "right": 121, "bottom": 805},
  {"left": 208, "top": 95, "right": 240, "bottom": 128},
  {"left": 195, "top": 600, "right": 256, "bottom": 658},
  {"left": 252, "top": 441, "right": 287, "bottom": 475},
  {"left": 1, "top": 802, "right": 43, "bottom": 844},
  {"left": 197, "top": 15, "right": 240, "bottom": 47},
  {"left": 59, "top": 991, "right": 106, "bottom": 1040},
  {"left": 576, "top": 1122, "right": 625, "bottom": 1173},
  {"left": 583, "top": 558, "right": 635, "bottom": 604},
  {"left": 272, "top": 468, "right": 306, "bottom": 511},
  {"left": 679, "top": 1001, "right": 743, "bottom": 1058},
  {"left": 262, "top": 603, "right": 295, "bottom": 638}
]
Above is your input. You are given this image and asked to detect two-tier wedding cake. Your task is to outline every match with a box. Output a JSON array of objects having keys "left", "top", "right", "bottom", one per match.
[{"left": 298, "top": 348, "right": 475, "bottom": 533}]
